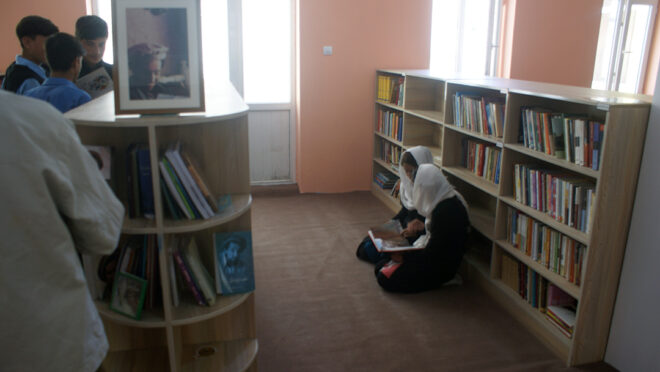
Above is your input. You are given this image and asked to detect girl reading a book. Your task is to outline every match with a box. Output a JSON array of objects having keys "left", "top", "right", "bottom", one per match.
[
  {"left": 375, "top": 164, "right": 470, "bottom": 293},
  {"left": 356, "top": 146, "right": 434, "bottom": 263}
]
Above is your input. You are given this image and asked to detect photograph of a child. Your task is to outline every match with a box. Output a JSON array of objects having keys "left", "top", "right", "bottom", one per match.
[
  {"left": 110, "top": 272, "right": 146, "bottom": 319},
  {"left": 125, "top": 8, "right": 190, "bottom": 100}
]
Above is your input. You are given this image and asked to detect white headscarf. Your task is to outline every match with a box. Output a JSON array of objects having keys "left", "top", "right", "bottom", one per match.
[
  {"left": 399, "top": 146, "right": 434, "bottom": 210},
  {"left": 411, "top": 164, "right": 468, "bottom": 248}
]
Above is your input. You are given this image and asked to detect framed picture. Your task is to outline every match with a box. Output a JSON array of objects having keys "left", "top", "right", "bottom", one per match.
[
  {"left": 109, "top": 271, "right": 147, "bottom": 319},
  {"left": 112, "top": 0, "right": 205, "bottom": 114}
]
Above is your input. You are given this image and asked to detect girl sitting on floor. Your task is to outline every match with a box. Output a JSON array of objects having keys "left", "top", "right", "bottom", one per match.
[
  {"left": 356, "top": 146, "right": 434, "bottom": 263},
  {"left": 375, "top": 164, "right": 470, "bottom": 293}
]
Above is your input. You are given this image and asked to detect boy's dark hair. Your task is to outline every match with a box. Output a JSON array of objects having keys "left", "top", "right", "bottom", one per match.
[
  {"left": 75, "top": 15, "right": 108, "bottom": 40},
  {"left": 45, "top": 33, "right": 86, "bottom": 72},
  {"left": 16, "top": 15, "right": 59, "bottom": 47}
]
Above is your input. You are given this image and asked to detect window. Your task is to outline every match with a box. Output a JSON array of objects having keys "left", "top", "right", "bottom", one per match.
[
  {"left": 429, "top": 0, "right": 501, "bottom": 77},
  {"left": 592, "top": 0, "right": 657, "bottom": 93},
  {"left": 242, "top": 0, "right": 292, "bottom": 104}
]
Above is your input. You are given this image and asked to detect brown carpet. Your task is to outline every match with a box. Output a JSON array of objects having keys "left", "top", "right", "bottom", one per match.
[{"left": 251, "top": 190, "right": 616, "bottom": 372}]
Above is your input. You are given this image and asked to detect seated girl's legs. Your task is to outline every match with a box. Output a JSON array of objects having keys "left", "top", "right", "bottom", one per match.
[{"left": 356, "top": 236, "right": 388, "bottom": 264}]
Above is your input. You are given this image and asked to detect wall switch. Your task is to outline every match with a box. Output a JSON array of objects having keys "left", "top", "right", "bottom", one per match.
[{"left": 323, "top": 46, "right": 333, "bottom": 56}]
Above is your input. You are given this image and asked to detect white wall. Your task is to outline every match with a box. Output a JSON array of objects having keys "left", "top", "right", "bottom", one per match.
[{"left": 605, "top": 64, "right": 660, "bottom": 371}]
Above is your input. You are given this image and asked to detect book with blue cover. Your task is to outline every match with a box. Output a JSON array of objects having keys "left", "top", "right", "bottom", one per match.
[{"left": 214, "top": 231, "right": 255, "bottom": 295}]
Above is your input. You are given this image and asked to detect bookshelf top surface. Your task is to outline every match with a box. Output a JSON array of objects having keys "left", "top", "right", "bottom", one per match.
[
  {"left": 66, "top": 82, "right": 248, "bottom": 127},
  {"left": 379, "top": 69, "right": 652, "bottom": 106}
]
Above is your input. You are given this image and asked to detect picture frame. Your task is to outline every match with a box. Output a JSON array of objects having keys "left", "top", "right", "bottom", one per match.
[
  {"left": 111, "top": 0, "right": 205, "bottom": 115},
  {"left": 109, "top": 271, "right": 147, "bottom": 320}
]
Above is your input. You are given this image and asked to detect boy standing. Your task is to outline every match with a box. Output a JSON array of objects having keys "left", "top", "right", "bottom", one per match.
[
  {"left": 1, "top": 15, "right": 59, "bottom": 94},
  {"left": 25, "top": 33, "right": 91, "bottom": 113},
  {"left": 76, "top": 15, "right": 113, "bottom": 79}
]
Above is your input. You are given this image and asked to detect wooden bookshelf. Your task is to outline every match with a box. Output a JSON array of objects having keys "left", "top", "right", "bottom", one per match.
[
  {"left": 371, "top": 69, "right": 651, "bottom": 366},
  {"left": 66, "top": 84, "right": 257, "bottom": 372}
]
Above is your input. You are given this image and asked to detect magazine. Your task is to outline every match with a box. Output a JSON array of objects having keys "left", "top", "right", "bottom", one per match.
[
  {"left": 367, "top": 220, "right": 424, "bottom": 252},
  {"left": 77, "top": 67, "right": 113, "bottom": 99}
]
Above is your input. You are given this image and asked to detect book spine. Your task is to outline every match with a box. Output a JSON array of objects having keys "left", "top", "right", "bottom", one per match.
[
  {"left": 172, "top": 249, "right": 207, "bottom": 306},
  {"left": 136, "top": 145, "right": 155, "bottom": 219}
]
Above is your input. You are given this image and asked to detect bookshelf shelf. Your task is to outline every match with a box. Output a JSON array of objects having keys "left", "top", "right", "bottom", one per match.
[
  {"left": 499, "top": 196, "right": 590, "bottom": 245},
  {"left": 505, "top": 144, "right": 600, "bottom": 180},
  {"left": 67, "top": 84, "right": 257, "bottom": 372},
  {"left": 371, "top": 69, "right": 650, "bottom": 366},
  {"left": 495, "top": 240, "right": 581, "bottom": 299},
  {"left": 171, "top": 293, "right": 251, "bottom": 326},
  {"left": 161, "top": 194, "right": 252, "bottom": 234},
  {"left": 375, "top": 131, "right": 404, "bottom": 147}
]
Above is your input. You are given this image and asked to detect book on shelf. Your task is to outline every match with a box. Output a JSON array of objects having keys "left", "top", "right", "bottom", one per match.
[
  {"left": 545, "top": 284, "right": 577, "bottom": 338},
  {"left": 180, "top": 236, "right": 216, "bottom": 306},
  {"left": 367, "top": 219, "right": 423, "bottom": 252},
  {"left": 109, "top": 271, "right": 147, "bottom": 320},
  {"left": 160, "top": 157, "right": 198, "bottom": 220},
  {"left": 136, "top": 144, "right": 155, "bottom": 219},
  {"left": 377, "top": 75, "right": 404, "bottom": 105},
  {"left": 454, "top": 93, "right": 504, "bottom": 137},
  {"left": 374, "top": 172, "right": 398, "bottom": 189},
  {"left": 171, "top": 236, "right": 207, "bottom": 306},
  {"left": 164, "top": 142, "right": 214, "bottom": 219},
  {"left": 214, "top": 231, "right": 255, "bottom": 295},
  {"left": 76, "top": 66, "right": 113, "bottom": 99},
  {"left": 520, "top": 108, "right": 604, "bottom": 170},
  {"left": 506, "top": 207, "right": 586, "bottom": 285}
]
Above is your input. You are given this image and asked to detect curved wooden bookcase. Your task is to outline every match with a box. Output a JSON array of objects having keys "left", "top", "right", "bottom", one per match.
[{"left": 66, "top": 83, "right": 257, "bottom": 372}]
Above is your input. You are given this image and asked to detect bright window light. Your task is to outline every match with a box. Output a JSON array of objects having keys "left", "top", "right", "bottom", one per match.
[
  {"left": 242, "top": 0, "right": 291, "bottom": 104},
  {"left": 430, "top": 0, "right": 493, "bottom": 76}
]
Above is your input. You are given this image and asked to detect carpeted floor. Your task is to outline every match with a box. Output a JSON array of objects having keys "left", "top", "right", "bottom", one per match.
[{"left": 250, "top": 190, "right": 616, "bottom": 372}]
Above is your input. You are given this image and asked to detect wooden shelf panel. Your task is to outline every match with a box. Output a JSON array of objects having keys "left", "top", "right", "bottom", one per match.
[
  {"left": 375, "top": 100, "right": 404, "bottom": 111},
  {"left": 181, "top": 339, "right": 258, "bottom": 372},
  {"left": 97, "top": 300, "right": 167, "bottom": 328},
  {"left": 444, "top": 124, "right": 504, "bottom": 145},
  {"left": 495, "top": 240, "right": 581, "bottom": 300},
  {"left": 406, "top": 109, "right": 444, "bottom": 124},
  {"left": 505, "top": 143, "right": 599, "bottom": 180},
  {"left": 500, "top": 196, "right": 590, "bottom": 245},
  {"left": 442, "top": 166, "right": 499, "bottom": 197},
  {"left": 171, "top": 293, "right": 251, "bottom": 326},
  {"left": 469, "top": 206, "right": 496, "bottom": 241},
  {"left": 123, "top": 217, "right": 159, "bottom": 234},
  {"left": 161, "top": 194, "right": 252, "bottom": 234},
  {"left": 375, "top": 131, "right": 404, "bottom": 147},
  {"left": 373, "top": 157, "right": 399, "bottom": 174},
  {"left": 371, "top": 182, "right": 400, "bottom": 214},
  {"left": 102, "top": 347, "right": 171, "bottom": 372}
]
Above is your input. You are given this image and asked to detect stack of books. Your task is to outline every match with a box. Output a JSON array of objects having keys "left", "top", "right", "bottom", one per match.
[{"left": 374, "top": 172, "right": 399, "bottom": 189}]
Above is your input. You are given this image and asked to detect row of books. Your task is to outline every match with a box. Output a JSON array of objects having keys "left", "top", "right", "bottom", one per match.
[
  {"left": 376, "top": 108, "right": 404, "bottom": 142},
  {"left": 462, "top": 139, "right": 502, "bottom": 184},
  {"left": 374, "top": 172, "right": 398, "bottom": 189},
  {"left": 377, "top": 140, "right": 402, "bottom": 169},
  {"left": 167, "top": 232, "right": 255, "bottom": 308},
  {"left": 501, "top": 253, "right": 577, "bottom": 338},
  {"left": 519, "top": 108, "right": 604, "bottom": 171},
  {"left": 453, "top": 93, "right": 505, "bottom": 138},
  {"left": 377, "top": 75, "right": 404, "bottom": 105},
  {"left": 92, "top": 235, "right": 162, "bottom": 320},
  {"left": 506, "top": 207, "right": 586, "bottom": 285},
  {"left": 159, "top": 142, "right": 224, "bottom": 220},
  {"left": 513, "top": 164, "right": 595, "bottom": 232}
]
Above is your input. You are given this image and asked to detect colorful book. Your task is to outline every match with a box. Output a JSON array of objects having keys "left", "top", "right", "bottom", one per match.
[{"left": 180, "top": 237, "right": 216, "bottom": 305}]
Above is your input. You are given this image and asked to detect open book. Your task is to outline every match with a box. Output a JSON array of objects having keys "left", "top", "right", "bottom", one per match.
[
  {"left": 367, "top": 220, "right": 424, "bottom": 252},
  {"left": 76, "top": 67, "right": 113, "bottom": 99}
]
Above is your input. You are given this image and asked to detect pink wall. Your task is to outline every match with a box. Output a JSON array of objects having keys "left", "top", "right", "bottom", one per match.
[
  {"left": 297, "top": 0, "right": 432, "bottom": 193},
  {"left": 501, "top": 0, "right": 603, "bottom": 87},
  {"left": 1, "top": 0, "right": 86, "bottom": 70},
  {"left": 643, "top": 10, "right": 660, "bottom": 94}
]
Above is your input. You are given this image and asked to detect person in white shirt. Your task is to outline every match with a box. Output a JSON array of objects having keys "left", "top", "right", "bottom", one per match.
[{"left": 0, "top": 89, "right": 124, "bottom": 371}]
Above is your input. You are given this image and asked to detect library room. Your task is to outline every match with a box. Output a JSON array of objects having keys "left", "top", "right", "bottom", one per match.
[{"left": 1, "top": 0, "right": 659, "bottom": 371}]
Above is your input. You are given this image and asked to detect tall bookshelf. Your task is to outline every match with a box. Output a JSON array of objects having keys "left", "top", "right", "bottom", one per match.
[
  {"left": 371, "top": 69, "right": 651, "bottom": 366},
  {"left": 65, "top": 83, "right": 257, "bottom": 372}
]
